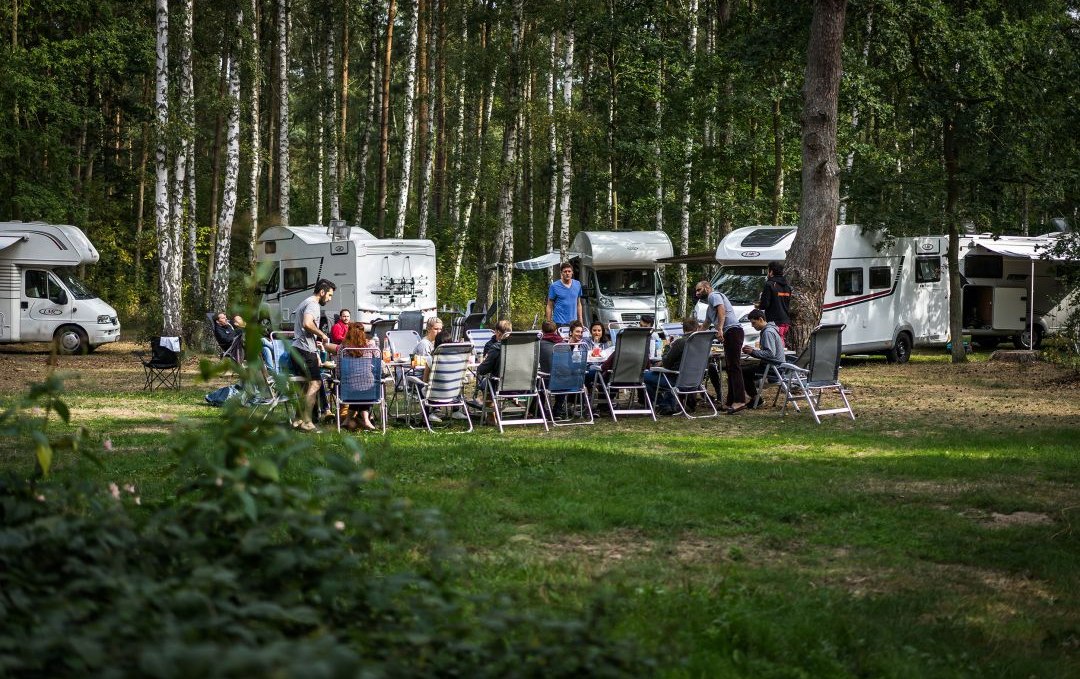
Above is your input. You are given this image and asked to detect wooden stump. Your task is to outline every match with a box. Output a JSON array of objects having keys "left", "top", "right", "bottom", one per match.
[{"left": 989, "top": 350, "right": 1042, "bottom": 364}]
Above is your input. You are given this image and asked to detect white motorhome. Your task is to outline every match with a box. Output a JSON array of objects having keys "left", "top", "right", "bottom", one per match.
[
  {"left": 256, "top": 223, "right": 437, "bottom": 330},
  {"left": 705, "top": 224, "right": 949, "bottom": 362},
  {"left": 514, "top": 231, "right": 672, "bottom": 326},
  {"left": 959, "top": 231, "right": 1078, "bottom": 349},
  {"left": 0, "top": 221, "right": 121, "bottom": 353}
]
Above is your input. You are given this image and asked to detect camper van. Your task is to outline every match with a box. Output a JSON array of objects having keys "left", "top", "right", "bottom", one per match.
[
  {"left": 0, "top": 221, "right": 121, "bottom": 353},
  {"left": 514, "top": 231, "right": 673, "bottom": 326},
  {"left": 959, "top": 231, "right": 1078, "bottom": 350},
  {"left": 256, "top": 224, "right": 437, "bottom": 330},
  {"left": 704, "top": 225, "right": 950, "bottom": 362}
]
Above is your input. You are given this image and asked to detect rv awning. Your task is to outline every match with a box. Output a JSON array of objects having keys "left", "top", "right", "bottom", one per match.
[
  {"left": 965, "top": 240, "right": 1073, "bottom": 262},
  {"left": 655, "top": 250, "right": 717, "bottom": 265},
  {"left": 513, "top": 252, "right": 579, "bottom": 271},
  {"left": 0, "top": 235, "right": 25, "bottom": 252}
]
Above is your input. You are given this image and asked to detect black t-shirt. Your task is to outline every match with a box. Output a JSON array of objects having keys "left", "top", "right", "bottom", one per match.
[{"left": 759, "top": 275, "right": 792, "bottom": 325}]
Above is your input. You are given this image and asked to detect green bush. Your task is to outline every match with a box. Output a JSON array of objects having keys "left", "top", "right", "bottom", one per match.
[{"left": 0, "top": 380, "right": 649, "bottom": 678}]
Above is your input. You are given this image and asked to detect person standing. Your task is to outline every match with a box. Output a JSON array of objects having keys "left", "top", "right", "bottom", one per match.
[
  {"left": 330, "top": 309, "right": 351, "bottom": 344},
  {"left": 757, "top": 261, "right": 792, "bottom": 343},
  {"left": 546, "top": 262, "right": 583, "bottom": 326},
  {"left": 695, "top": 279, "right": 746, "bottom": 413},
  {"left": 292, "top": 278, "right": 337, "bottom": 432}
]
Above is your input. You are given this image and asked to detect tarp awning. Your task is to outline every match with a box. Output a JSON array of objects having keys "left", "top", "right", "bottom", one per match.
[
  {"left": 513, "top": 251, "right": 579, "bottom": 271},
  {"left": 0, "top": 235, "right": 24, "bottom": 252},
  {"left": 655, "top": 250, "right": 718, "bottom": 265},
  {"left": 965, "top": 239, "right": 1072, "bottom": 262}
]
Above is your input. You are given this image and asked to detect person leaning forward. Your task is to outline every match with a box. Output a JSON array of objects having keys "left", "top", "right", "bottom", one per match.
[
  {"left": 741, "top": 309, "right": 785, "bottom": 408},
  {"left": 292, "top": 278, "right": 337, "bottom": 432}
]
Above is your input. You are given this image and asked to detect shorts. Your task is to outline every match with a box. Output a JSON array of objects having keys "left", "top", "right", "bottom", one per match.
[{"left": 296, "top": 349, "right": 322, "bottom": 382}]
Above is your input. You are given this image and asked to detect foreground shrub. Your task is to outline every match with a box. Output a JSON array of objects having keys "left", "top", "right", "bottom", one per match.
[{"left": 0, "top": 381, "right": 649, "bottom": 678}]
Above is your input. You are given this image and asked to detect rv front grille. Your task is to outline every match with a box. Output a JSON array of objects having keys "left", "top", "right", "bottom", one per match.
[{"left": 740, "top": 228, "right": 795, "bottom": 248}]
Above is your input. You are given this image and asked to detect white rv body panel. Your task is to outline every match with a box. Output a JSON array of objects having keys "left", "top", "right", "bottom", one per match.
[
  {"left": 570, "top": 231, "right": 672, "bottom": 326},
  {"left": 256, "top": 225, "right": 437, "bottom": 329},
  {"left": 708, "top": 225, "right": 950, "bottom": 355},
  {"left": 0, "top": 222, "right": 121, "bottom": 350}
]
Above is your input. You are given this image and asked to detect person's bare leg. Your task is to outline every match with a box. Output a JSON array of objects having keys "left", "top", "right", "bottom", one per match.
[{"left": 302, "top": 380, "right": 320, "bottom": 425}]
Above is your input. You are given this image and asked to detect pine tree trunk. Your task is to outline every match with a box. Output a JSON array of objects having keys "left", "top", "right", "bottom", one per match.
[
  {"left": 394, "top": 0, "right": 420, "bottom": 238},
  {"left": 210, "top": 9, "right": 243, "bottom": 314},
  {"left": 376, "top": 0, "right": 397, "bottom": 236},
  {"left": 558, "top": 25, "right": 574, "bottom": 258},
  {"left": 277, "top": 0, "right": 291, "bottom": 225},
  {"left": 677, "top": 0, "right": 698, "bottom": 318},
  {"left": 785, "top": 0, "right": 847, "bottom": 353},
  {"left": 247, "top": 0, "right": 261, "bottom": 266},
  {"left": 155, "top": 0, "right": 182, "bottom": 336}
]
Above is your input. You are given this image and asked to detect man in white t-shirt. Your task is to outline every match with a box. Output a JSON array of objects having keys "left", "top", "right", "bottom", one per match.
[{"left": 292, "top": 278, "right": 336, "bottom": 432}]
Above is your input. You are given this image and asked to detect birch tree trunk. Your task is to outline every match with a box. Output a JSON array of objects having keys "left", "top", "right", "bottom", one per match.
[
  {"left": 558, "top": 25, "right": 574, "bottom": 258},
  {"left": 355, "top": 1, "right": 379, "bottom": 225},
  {"left": 545, "top": 33, "right": 557, "bottom": 259},
  {"left": 785, "top": 0, "right": 847, "bottom": 352},
  {"left": 417, "top": 0, "right": 438, "bottom": 239},
  {"left": 277, "top": 0, "right": 291, "bottom": 226},
  {"left": 394, "top": 0, "right": 420, "bottom": 238},
  {"left": 210, "top": 10, "right": 243, "bottom": 314},
  {"left": 448, "top": 13, "right": 467, "bottom": 230},
  {"left": 677, "top": 0, "right": 698, "bottom": 317},
  {"left": 247, "top": 0, "right": 261, "bottom": 265},
  {"left": 493, "top": 0, "right": 523, "bottom": 314},
  {"left": 327, "top": 33, "right": 340, "bottom": 222},
  {"left": 771, "top": 92, "right": 784, "bottom": 224},
  {"left": 376, "top": 0, "right": 397, "bottom": 236},
  {"left": 171, "top": 0, "right": 202, "bottom": 305},
  {"left": 653, "top": 57, "right": 663, "bottom": 232},
  {"left": 155, "top": 0, "right": 182, "bottom": 336}
]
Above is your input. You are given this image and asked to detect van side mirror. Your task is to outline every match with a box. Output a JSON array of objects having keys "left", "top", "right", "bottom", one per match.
[{"left": 53, "top": 290, "right": 68, "bottom": 306}]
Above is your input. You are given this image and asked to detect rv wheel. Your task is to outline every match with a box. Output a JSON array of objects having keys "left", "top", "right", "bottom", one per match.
[
  {"left": 55, "top": 326, "right": 89, "bottom": 355},
  {"left": 885, "top": 332, "right": 912, "bottom": 364},
  {"left": 1012, "top": 326, "right": 1043, "bottom": 350}
]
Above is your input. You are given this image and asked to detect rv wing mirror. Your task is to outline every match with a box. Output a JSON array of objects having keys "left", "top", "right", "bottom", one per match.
[{"left": 53, "top": 290, "right": 68, "bottom": 306}]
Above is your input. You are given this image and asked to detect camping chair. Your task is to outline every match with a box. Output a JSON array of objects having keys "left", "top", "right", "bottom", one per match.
[
  {"left": 774, "top": 324, "right": 855, "bottom": 423},
  {"left": 595, "top": 327, "right": 656, "bottom": 422},
  {"left": 405, "top": 342, "right": 473, "bottom": 433},
  {"left": 397, "top": 310, "right": 424, "bottom": 335},
  {"left": 386, "top": 329, "right": 421, "bottom": 359},
  {"left": 539, "top": 342, "right": 593, "bottom": 426},
  {"left": 249, "top": 331, "right": 308, "bottom": 425},
  {"left": 335, "top": 346, "right": 390, "bottom": 433},
  {"left": 661, "top": 322, "right": 685, "bottom": 340},
  {"left": 369, "top": 319, "right": 397, "bottom": 348},
  {"left": 557, "top": 326, "right": 570, "bottom": 340},
  {"left": 649, "top": 331, "right": 719, "bottom": 418},
  {"left": 466, "top": 328, "right": 494, "bottom": 358},
  {"left": 486, "top": 331, "right": 548, "bottom": 433},
  {"left": 141, "top": 337, "right": 182, "bottom": 391}
]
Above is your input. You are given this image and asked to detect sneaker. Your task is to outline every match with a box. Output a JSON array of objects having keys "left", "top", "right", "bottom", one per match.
[
  {"left": 450, "top": 410, "right": 469, "bottom": 420},
  {"left": 428, "top": 412, "right": 443, "bottom": 423},
  {"left": 467, "top": 398, "right": 485, "bottom": 410}
]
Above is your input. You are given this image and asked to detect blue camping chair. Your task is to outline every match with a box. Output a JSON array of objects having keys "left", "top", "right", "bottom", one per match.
[
  {"left": 335, "top": 346, "right": 389, "bottom": 433},
  {"left": 540, "top": 342, "right": 593, "bottom": 426}
]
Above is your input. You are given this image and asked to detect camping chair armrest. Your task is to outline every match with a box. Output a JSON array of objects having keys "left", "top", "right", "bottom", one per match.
[
  {"left": 650, "top": 367, "right": 677, "bottom": 375},
  {"left": 537, "top": 370, "right": 550, "bottom": 378},
  {"left": 405, "top": 375, "right": 429, "bottom": 388},
  {"left": 779, "top": 362, "right": 808, "bottom": 374}
]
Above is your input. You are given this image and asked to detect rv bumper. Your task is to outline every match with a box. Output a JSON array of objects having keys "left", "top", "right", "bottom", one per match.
[{"left": 89, "top": 323, "right": 121, "bottom": 345}]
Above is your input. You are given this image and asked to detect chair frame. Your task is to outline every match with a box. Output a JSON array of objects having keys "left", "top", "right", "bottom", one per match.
[
  {"left": 249, "top": 331, "right": 308, "bottom": 426},
  {"left": 649, "top": 331, "right": 719, "bottom": 418},
  {"left": 774, "top": 324, "right": 855, "bottom": 423},
  {"left": 335, "top": 346, "right": 390, "bottom": 433},
  {"left": 141, "top": 336, "right": 182, "bottom": 392},
  {"left": 465, "top": 328, "right": 494, "bottom": 358},
  {"left": 539, "top": 342, "right": 594, "bottom": 426},
  {"left": 595, "top": 327, "right": 656, "bottom": 422},
  {"left": 405, "top": 342, "right": 474, "bottom": 433},
  {"left": 486, "top": 331, "right": 548, "bottom": 433}
]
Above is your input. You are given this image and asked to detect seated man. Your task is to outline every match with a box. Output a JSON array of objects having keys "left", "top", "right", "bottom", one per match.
[
  {"left": 739, "top": 309, "right": 785, "bottom": 410},
  {"left": 212, "top": 312, "right": 240, "bottom": 352},
  {"left": 644, "top": 317, "right": 700, "bottom": 414},
  {"left": 330, "top": 309, "right": 351, "bottom": 344}
]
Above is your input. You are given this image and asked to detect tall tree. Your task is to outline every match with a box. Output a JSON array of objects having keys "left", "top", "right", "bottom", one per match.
[
  {"left": 326, "top": 24, "right": 340, "bottom": 222},
  {"left": 493, "top": 0, "right": 524, "bottom": 314},
  {"left": 155, "top": 0, "right": 182, "bottom": 336},
  {"left": 277, "top": 0, "right": 291, "bottom": 226},
  {"left": 247, "top": 0, "right": 262, "bottom": 265},
  {"left": 417, "top": 0, "right": 438, "bottom": 239},
  {"left": 558, "top": 22, "right": 574, "bottom": 258},
  {"left": 677, "top": 0, "right": 698, "bottom": 317},
  {"left": 355, "top": 0, "right": 380, "bottom": 226},
  {"left": 376, "top": 0, "right": 397, "bottom": 235},
  {"left": 210, "top": 8, "right": 243, "bottom": 314},
  {"left": 785, "top": 0, "right": 847, "bottom": 351},
  {"left": 394, "top": 0, "right": 420, "bottom": 237}
]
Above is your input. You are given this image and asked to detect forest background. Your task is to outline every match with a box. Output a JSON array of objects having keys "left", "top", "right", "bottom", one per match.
[{"left": 1, "top": 0, "right": 1077, "bottom": 340}]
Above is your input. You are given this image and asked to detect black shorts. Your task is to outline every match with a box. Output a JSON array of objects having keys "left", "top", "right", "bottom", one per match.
[{"left": 296, "top": 349, "right": 322, "bottom": 382}]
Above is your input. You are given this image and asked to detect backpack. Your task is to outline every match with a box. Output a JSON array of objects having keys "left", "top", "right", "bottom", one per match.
[{"left": 204, "top": 383, "right": 243, "bottom": 407}]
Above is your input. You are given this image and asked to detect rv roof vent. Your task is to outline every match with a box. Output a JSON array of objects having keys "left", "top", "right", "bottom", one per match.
[{"left": 740, "top": 228, "right": 795, "bottom": 248}]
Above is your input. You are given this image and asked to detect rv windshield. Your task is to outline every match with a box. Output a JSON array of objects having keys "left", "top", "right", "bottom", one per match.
[
  {"left": 594, "top": 268, "right": 660, "bottom": 296},
  {"left": 53, "top": 268, "right": 97, "bottom": 300},
  {"left": 711, "top": 266, "right": 767, "bottom": 305}
]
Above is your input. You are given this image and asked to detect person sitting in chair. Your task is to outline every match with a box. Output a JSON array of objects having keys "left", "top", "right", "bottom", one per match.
[
  {"left": 740, "top": 309, "right": 785, "bottom": 409},
  {"left": 643, "top": 317, "right": 700, "bottom": 415},
  {"left": 212, "top": 312, "right": 240, "bottom": 352}
]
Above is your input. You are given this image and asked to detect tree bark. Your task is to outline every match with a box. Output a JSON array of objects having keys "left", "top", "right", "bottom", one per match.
[
  {"left": 678, "top": 0, "right": 699, "bottom": 317},
  {"left": 173, "top": 0, "right": 202, "bottom": 304},
  {"left": 545, "top": 33, "right": 558, "bottom": 260},
  {"left": 394, "top": 0, "right": 420, "bottom": 237},
  {"left": 376, "top": 0, "right": 397, "bottom": 236},
  {"left": 558, "top": 24, "right": 574, "bottom": 259},
  {"left": 155, "top": 0, "right": 182, "bottom": 336},
  {"left": 210, "top": 9, "right": 243, "bottom": 314},
  {"left": 493, "top": 0, "right": 523, "bottom": 315},
  {"left": 785, "top": 0, "right": 847, "bottom": 353},
  {"left": 417, "top": 0, "right": 438, "bottom": 239},
  {"left": 944, "top": 111, "right": 966, "bottom": 363},
  {"left": 327, "top": 29, "right": 340, "bottom": 222},
  {"left": 771, "top": 92, "right": 784, "bottom": 224},
  {"left": 355, "top": 0, "right": 379, "bottom": 226},
  {"left": 277, "top": 0, "right": 291, "bottom": 225},
  {"left": 247, "top": 0, "right": 262, "bottom": 266}
]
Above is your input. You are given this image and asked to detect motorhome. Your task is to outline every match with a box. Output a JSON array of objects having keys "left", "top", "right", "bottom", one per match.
[
  {"left": 255, "top": 223, "right": 437, "bottom": 330},
  {"left": 0, "top": 221, "right": 121, "bottom": 353},
  {"left": 703, "top": 224, "right": 950, "bottom": 362},
  {"left": 959, "top": 231, "right": 1078, "bottom": 350},
  {"left": 514, "top": 231, "right": 673, "bottom": 326}
]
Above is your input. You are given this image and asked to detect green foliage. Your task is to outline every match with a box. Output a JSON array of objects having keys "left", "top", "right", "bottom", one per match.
[
  {"left": 0, "top": 378, "right": 650, "bottom": 678},
  {"left": 0, "top": 373, "right": 85, "bottom": 477}
]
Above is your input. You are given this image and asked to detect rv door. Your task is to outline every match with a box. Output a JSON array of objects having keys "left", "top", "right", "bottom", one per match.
[
  {"left": 22, "top": 270, "right": 69, "bottom": 342},
  {"left": 912, "top": 252, "right": 949, "bottom": 343}
]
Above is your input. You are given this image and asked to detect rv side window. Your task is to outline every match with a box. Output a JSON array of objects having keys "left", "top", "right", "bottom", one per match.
[
  {"left": 916, "top": 256, "right": 942, "bottom": 283},
  {"left": 283, "top": 267, "right": 307, "bottom": 292},
  {"left": 834, "top": 268, "right": 863, "bottom": 296},
  {"left": 25, "top": 271, "right": 48, "bottom": 299},
  {"left": 869, "top": 266, "right": 892, "bottom": 290}
]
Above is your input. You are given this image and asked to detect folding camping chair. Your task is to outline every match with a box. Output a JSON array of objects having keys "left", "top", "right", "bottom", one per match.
[
  {"left": 369, "top": 319, "right": 397, "bottom": 348},
  {"left": 773, "top": 324, "right": 855, "bottom": 423},
  {"left": 486, "top": 331, "right": 548, "bottom": 433},
  {"left": 453, "top": 312, "right": 486, "bottom": 341},
  {"left": 249, "top": 332, "right": 308, "bottom": 425},
  {"left": 661, "top": 322, "right": 685, "bottom": 341},
  {"left": 466, "top": 328, "right": 494, "bottom": 358},
  {"left": 557, "top": 326, "right": 571, "bottom": 340},
  {"left": 539, "top": 342, "right": 593, "bottom": 426},
  {"left": 397, "top": 310, "right": 424, "bottom": 335},
  {"left": 335, "top": 346, "right": 390, "bottom": 433},
  {"left": 405, "top": 342, "right": 473, "bottom": 433},
  {"left": 386, "top": 329, "right": 421, "bottom": 359},
  {"left": 648, "top": 330, "right": 719, "bottom": 418},
  {"left": 595, "top": 327, "right": 656, "bottom": 422},
  {"left": 141, "top": 336, "right": 182, "bottom": 391}
]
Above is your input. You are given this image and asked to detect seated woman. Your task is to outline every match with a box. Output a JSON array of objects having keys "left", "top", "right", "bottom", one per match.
[
  {"left": 337, "top": 322, "right": 378, "bottom": 431},
  {"left": 588, "top": 321, "right": 612, "bottom": 352}
]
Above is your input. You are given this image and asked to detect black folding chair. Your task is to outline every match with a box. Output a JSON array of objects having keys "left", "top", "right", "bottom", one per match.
[
  {"left": 141, "top": 337, "right": 182, "bottom": 391},
  {"left": 774, "top": 324, "right": 855, "bottom": 423},
  {"left": 595, "top": 327, "right": 656, "bottom": 422}
]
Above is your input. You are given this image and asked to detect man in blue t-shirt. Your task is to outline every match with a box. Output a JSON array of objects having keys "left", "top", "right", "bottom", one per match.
[{"left": 546, "top": 262, "right": 583, "bottom": 326}]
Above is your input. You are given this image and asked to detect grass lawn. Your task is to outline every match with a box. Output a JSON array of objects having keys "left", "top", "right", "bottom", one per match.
[{"left": 2, "top": 342, "right": 1079, "bottom": 677}]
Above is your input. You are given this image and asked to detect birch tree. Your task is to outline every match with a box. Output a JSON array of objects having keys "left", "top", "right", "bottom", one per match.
[
  {"left": 210, "top": 8, "right": 243, "bottom": 314},
  {"left": 247, "top": 0, "right": 261, "bottom": 265},
  {"left": 171, "top": 0, "right": 200, "bottom": 302},
  {"left": 376, "top": 0, "right": 397, "bottom": 235},
  {"left": 355, "top": 0, "right": 380, "bottom": 225},
  {"left": 545, "top": 33, "right": 558, "bottom": 258},
  {"left": 677, "top": 0, "right": 698, "bottom": 317},
  {"left": 277, "top": 0, "right": 291, "bottom": 226},
  {"left": 417, "top": 0, "right": 438, "bottom": 239},
  {"left": 558, "top": 24, "right": 574, "bottom": 258},
  {"left": 154, "top": 0, "right": 182, "bottom": 336},
  {"left": 394, "top": 0, "right": 420, "bottom": 238},
  {"left": 493, "top": 0, "right": 524, "bottom": 313},
  {"left": 326, "top": 32, "right": 339, "bottom": 222}
]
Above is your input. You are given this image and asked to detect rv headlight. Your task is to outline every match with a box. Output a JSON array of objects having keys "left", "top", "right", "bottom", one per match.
[
  {"left": 738, "top": 314, "right": 750, "bottom": 323},
  {"left": 598, "top": 296, "right": 614, "bottom": 309},
  {"left": 97, "top": 315, "right": 112, "bottom": 324}
]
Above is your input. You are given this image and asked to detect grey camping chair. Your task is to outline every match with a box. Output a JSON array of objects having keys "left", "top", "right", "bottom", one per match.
[
  {"left": 486, "top": 331, "right": 548, "bottom": 433},
  {"left": 386, "top": 329, "right": 421, "bottom": 358},
  {"left": 249, "top": 331, "right": 308, "bottom": 425},
  {"left": 595, "top": 326, "right": 656, "bottom": 422},
  {"left": 466, "top": 328, "right": 494, "bottom": 358},
  {"left": 369, "top": 318, "right": 397, "bottom": 349},
  {"left": 774, "top": 324, "right": 854, "bottom": 423},
  {"left": 539, "top": 342, "right": 594, "bottom": 426},
  {"left": 397, "top": 310, "right": 424, "bottom": 335},
  {"left": 405, "top": 342, "right": 474, "bottom": 433},
  {"left": 648, "top": 330, "right": 719, "bottom": 418}
]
